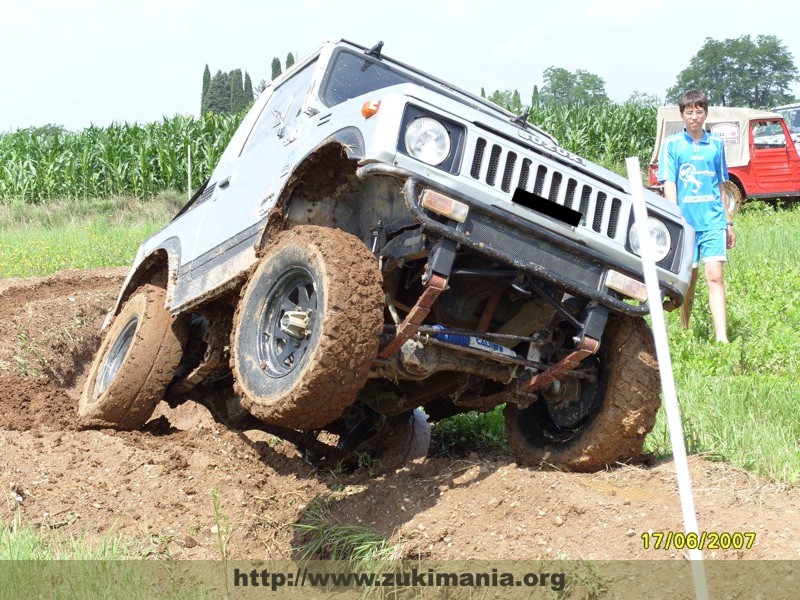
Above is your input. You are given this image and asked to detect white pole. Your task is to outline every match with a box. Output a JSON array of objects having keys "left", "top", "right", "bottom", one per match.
[
  {"left": 187, "top": 144, "right": 192, "bottom": 201},
  {"left": 625, "top": 157, "right": 709, "bottom": 600}
]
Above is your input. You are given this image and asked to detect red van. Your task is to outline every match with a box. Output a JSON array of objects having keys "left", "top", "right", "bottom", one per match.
[{"left": 649, "top": 106, "right": 800, "bottom": 213}]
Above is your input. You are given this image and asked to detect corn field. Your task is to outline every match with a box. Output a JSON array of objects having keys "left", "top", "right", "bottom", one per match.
[
  {"left": 528, "top": 102, "right": 657, "bottom": 168},
  {"left": 0, "top": 114, "right": 242, "bottom": 203},
  {"left": 0, "top": 103, "right": 656, "bottom": 203}
]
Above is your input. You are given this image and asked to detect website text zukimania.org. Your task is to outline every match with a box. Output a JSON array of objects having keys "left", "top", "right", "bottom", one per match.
[{"left": 232, "top": 566, "right": 566, "bottom": 592}]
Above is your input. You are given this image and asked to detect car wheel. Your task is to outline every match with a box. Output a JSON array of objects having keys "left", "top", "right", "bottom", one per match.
[
  {"left": 79, "top": 284, "right": 188, "bottom": 430},
  {"left": 724, "top": 181, "right": 743, "bottom": 215},
  {"left": 504, "top": 315, "right": 660, "bottom": 472},
  {"left": 231, "top": 226, "right": 384, "bottom": 430}
]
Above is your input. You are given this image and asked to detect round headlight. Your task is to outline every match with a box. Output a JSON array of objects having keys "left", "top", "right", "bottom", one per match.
[
  {"left": 629, "top": 217, "right": 671, "bottom": 262},
  {"left": 404, "top": 117, "right": 450, "bottom": 166}
]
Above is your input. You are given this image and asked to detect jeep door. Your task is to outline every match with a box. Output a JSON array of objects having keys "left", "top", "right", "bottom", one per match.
[
  {"left": 749, "top": 118, "right": 800, "bottom": 192},
  {"left": 188, "top": 61, "right": 319, "bottom": 271}
]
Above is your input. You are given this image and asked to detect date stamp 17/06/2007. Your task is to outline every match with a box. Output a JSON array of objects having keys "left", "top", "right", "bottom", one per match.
[{"left": 641, "top": 531, "right": 756, "bottom": 552}]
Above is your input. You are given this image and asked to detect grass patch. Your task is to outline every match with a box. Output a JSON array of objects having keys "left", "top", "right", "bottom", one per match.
[
  {"left": 0, "top": 510, "right": 132, "bottom": 560},
  {"left": 642, "top": 201, "right": 800, "bottom": 482},
  {"left": 0, "top": 192, "right": 183, "bottom": 278},
  {"left": 430, "top": 408, "right": 508, "bottom": 458},
  {"left": 0, "top": 512, "right": 216, "bottom": 598},
  {"left": 294, "top": 496, "right": 403, "bottom": 564}
]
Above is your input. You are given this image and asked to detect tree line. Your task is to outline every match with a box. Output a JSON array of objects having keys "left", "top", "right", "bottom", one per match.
[
  {"left": 488, "top": 34, "right": 797, "bottom": 113},
  {"left": 200, "top": 52, "right": 296, "bottom": 116}
]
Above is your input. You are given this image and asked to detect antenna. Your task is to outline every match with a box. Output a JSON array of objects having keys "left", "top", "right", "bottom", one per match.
[{"left": 366, "top": 41, "right": 384, "bottom": 59}]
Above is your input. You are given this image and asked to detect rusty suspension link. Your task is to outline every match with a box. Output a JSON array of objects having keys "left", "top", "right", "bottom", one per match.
[{"left": 378, "top": 274, "right": 448, "bottom": 359}]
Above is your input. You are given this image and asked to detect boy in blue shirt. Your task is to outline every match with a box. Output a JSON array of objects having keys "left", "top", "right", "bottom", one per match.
[{"left": 658, "top": 90, "right": 735, "bottom": 343}]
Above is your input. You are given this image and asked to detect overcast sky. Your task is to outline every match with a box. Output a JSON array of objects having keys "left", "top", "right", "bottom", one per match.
[{"left": 2, "top": 0, "right": 799, "bottom": 132}]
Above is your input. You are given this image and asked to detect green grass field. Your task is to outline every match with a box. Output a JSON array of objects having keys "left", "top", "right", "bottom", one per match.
[
  {"left": 0, "top": 193, "right": 184, "bottom": 277},
  {"left": 648, "top": 200, "right": 800, "bottom": 482}
]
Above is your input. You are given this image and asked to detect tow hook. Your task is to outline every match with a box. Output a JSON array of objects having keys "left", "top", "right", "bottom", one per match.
[{"left": 280, "top": 310, "right": 311, "bottom": 339}]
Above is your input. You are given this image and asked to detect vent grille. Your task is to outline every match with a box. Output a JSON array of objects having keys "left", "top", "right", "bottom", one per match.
[
  {"left": 199, "top": 182, "right": 217, "bottom": 204},
  {"left": 470, "top": 138, "right": 486, "bottom": 179},
  {"left": 593, "top": 192, "right": 606, "bottom": 232},
  {"left": 468, "top": 135, "right": 624, "bottom": 241},
  {"left": 501, "top": 152, "right": 517, "bottom": 192},
  {"left": 486, "top": 144, "right": 502, "bottom": 186},
  {"left": 519, "top": 158, "right": 532, "bottom": 190}
]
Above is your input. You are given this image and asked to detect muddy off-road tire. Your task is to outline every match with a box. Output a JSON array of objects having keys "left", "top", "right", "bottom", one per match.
[
  {"left": 79, "top": 284, "right": 188, "bottom": 430},
  {"left": 724, "top": 181, "right": 743, "bottom": 215},
  {"left": 504, "top": 315, "right": 660, "bottom": 472},
  {"left": 231, "top": 226, "right": 384, "bottom": 430}
]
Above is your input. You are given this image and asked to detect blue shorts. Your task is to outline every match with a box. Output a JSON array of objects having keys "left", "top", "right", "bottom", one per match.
[{"left": 693, "top": 228, "right": 727, "bottom": 267}]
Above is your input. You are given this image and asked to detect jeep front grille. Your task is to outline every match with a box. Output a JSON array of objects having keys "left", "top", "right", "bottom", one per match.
[{"left": 468, "top": 136, "right": 625, "bottom": 242}]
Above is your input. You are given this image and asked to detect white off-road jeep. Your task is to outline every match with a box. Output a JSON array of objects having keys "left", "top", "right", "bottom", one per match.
[{"left": 80, "top": 40, "right": 694, "bottom": 472}]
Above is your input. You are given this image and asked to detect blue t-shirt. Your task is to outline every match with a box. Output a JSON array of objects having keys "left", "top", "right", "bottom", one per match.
[{"left": 657, "top": 129, "right": 728, "bottom": 231}]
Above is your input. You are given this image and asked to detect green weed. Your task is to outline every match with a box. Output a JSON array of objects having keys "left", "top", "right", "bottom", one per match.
[{"left": 294, "top": 496, "right": 403, "bottom": 565}]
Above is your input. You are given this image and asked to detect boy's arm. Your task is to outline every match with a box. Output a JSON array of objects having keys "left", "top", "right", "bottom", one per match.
[
  {"left": 664, "top": 180, "right": 678, "bottom": 204},
  {"left": 658, "top": 138, "right": 678, "bottom": 204},
  {"left": 716, "top": 141, "right": 735, "bottom": 248},
  {"left": 720, "top": 182, "right": 736, "bottom": 249}
]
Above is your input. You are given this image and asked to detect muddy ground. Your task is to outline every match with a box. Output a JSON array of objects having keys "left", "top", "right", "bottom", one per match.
[{"left": 0, "top": 268, "right": 798, "bottom": 563}]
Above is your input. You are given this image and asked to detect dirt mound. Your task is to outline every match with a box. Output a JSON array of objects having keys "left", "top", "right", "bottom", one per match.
[{"left": 0, "top": 268, "right": 798, "bottom": 562}]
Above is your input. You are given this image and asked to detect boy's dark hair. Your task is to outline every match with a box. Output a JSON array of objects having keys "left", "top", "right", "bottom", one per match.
[{"left": 679, "top": 90, "right": 708, "bottom": 113}]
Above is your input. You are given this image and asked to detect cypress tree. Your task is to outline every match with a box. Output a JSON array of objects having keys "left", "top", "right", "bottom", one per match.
[
  {"left": 201, "top": 64, "right": 211, "bottom": 114},
  {"left": 271, "top": 57, "right": 282, "bottom": 80},
  {"left": 286, "top": 52, "right": 295, "bottom": 69},
  {"left": 206, "top": 70, "right": 231, "bottom": 114},
  {"left": 230, "top": 69, "right": 245, "bottom": 113},
  {"left": 244, "top": 72, "right": 254, "bottom": 105},
  {"left": 511, "top": 89, "right": 522, "bottom": 112}
]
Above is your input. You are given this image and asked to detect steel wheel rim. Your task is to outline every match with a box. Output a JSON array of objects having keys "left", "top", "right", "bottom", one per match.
[
  {"left": 93, "top": 316, "right": 138, "bottom": 400},
  {"left": 725, "top": 188, "right": 736, "bottom": 214},
  {"left": 257, "top": 267, "right": 317, "bottom": 378}
]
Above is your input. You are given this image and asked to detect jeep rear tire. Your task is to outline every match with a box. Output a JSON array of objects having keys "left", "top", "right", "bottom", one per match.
[
  {"left": 504, "top": 315, "right": 659, "bottom": 472},
  {"left": 231, "top": 226, "right": 384, "bottom": 430},
  {"left": 724, "top": 181, "right": 743, "bottom": 215},
  {"left": 79, "top": 284, "right": 188, "bottom": 430}
]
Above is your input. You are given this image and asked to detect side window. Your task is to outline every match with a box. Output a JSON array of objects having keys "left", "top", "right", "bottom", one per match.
[
  {"left": 752, "top": 120, "right": 787, "bottom": 149},
  {"left": 242, "top": 60, "right": 317, "bottom": 155}
]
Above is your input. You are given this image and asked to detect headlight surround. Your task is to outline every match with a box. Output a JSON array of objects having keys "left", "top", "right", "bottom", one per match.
[
  {"left": 629, "top": 216, "right": 671, "bottom": 262},
  {"left": 404, "top": 117, "right": 451, "bottom": 166}
]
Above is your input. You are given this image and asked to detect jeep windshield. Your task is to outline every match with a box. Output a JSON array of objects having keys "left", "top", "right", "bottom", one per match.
[
  {"left": 773, "top": 104, "right": 800, "bottom": 133},
  {"left": 322, "top": 49, "right": 415, "bottom": 106}
]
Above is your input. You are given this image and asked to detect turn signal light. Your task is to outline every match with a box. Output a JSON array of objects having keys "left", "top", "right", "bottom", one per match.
[
  {"left": 361, "top": 100, "right": 381, "bottom": 118},
  {"left": 606, "top": 270, "right": 647, "bottom": 301},
  {"left": 421, "top": 189, "right": 469, "bottom": 223}
]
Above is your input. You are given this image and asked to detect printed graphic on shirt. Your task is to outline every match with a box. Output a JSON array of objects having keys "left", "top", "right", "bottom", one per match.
[{"left": 679, "top": 163, "right": 715, "bottom": 194}]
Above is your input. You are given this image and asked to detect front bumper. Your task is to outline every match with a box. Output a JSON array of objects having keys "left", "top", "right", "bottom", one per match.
[{"left": 359, "top": 163, "right": 684, "bottom": 317}]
